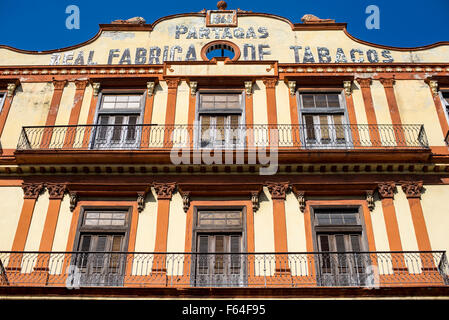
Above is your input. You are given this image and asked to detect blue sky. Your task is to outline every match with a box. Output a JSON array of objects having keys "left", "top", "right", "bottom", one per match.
[{"left": 0, "top": 0, "right": 448, "bottom": 51}]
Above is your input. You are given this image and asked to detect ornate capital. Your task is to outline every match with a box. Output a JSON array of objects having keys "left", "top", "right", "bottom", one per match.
[
  {"left": 251, "top": 191, "right": 260, "bottom": 212},
  {"left": 52, "top": 80, "right": 67, "bottom": 91},
  {"left": 356, "top": 77, "right": 372, "bottom": 89},
  {"left": 366, "top": 190, "right": 375, "bottom": 211},
  {"left": 343, "top": 81, "right": 352, "bottom": 96},
  {"left": 7, "top": 83, "right": 17, "bottom": 97},
  {"left": 153, "top": 182, "right": 176, "bottom": 200},
  {"left": 189, "top": 81, "right": 198, "bottom": 96},
  {"left": 379, "top": 77, "right": 395, "bottom": 88},
  {"left": 377, "top": 182, "right": 396, "bottom": 199},
  {"left": 69, "top": 192, "right": 78, "bottom": 212},
  {"left": 74, "top": 80, "right": 89, "bottom": 90},
  {"left": 22, "top": 183, "right": 45, "bottom": 199},
  {"left": 166, "top": 78, "right": 180, "bottom": 90},
  {"left": 92, "top": 82, "right": 101, "bottom": 96},
  {"left": 244, "top": 81, "right": 253, "bottom": 96},
  {"left": 46, "top": 184, "right": 66, "bottom": 199},
  {"left": 147, "top": 82, "right": 155, "bottom": 96},
  {"left": 428, "top": 80, "right": 439, "bottom": 96},
  {"left": 400, "top": 181, "right": 423, "bottom": 198},
  {"left": 263, "top": 78, "right": 277, "bottom": 89},
  {"left": 182, "top": 191, "right": 190, "bottom": 213},
  {"left": 266, "top": 182, "right": 289, "bottom": 200},
  {"left": 294, "top": 190, "right": 306, "bottom": 213},
  {"left": 137, "top": 192, "right": 146, "bottom": 213},
  {"left": 288, "top": 81, "right": 297, "bottom": 96}
]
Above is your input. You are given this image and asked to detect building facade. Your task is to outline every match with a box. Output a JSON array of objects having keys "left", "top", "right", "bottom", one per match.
[{"left": 1, "top": 1, "right": 449, "bottom": 298}]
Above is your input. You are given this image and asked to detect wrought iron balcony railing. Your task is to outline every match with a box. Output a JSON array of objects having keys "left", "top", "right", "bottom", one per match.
[
  {"left": 16, "top": 124, "right": 429, "bottom": 151},
  {"left": 1, "top": 251, "right": 447, "bottom": 288}
]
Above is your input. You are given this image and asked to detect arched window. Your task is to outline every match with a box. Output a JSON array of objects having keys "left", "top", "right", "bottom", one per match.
[{"left": 201, "top": 41, "right": 240, "bottom": 61}]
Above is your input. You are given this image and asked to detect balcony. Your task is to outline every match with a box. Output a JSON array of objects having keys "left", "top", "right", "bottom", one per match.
[
  {"left": 1, "top": 251, "right": 447, "bottom": 289},
  {"left": 16, "top": 123, "right": 429, "bottom": 151}
]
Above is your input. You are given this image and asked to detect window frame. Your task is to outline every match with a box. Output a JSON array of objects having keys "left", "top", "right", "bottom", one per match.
[
  {"left": 72, "top": 206, "right": 133, "bottom": 253},
  {"left": 90, "top": 90, "right": 146, "bottom": 149},
  {"left": 296, "top": 90, "right": 352, "bottom": 148},
  {"left": 194, "top": 90, "right": 246, "bottom": 149},
  {"left": 440, "top": 90, "right": 449, "bottom": 124}
]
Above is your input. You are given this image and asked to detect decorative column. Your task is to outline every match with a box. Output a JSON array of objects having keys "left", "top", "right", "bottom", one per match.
[
  {"left": 378, "top": 182, "right": 407, "bottom": 274},
  {"left": 343, "top": 80, "right": 361, "bottom": 147},
  {"left": 187, "top": 81, "right": 198, "bottom": 148},
  {"left": 40, "top": 80, "right": 67, "bottom": 148},
  {"left": 379, "top": 78, "right": 406, "bottom": 146},
  {"left": 164, "top": 78, "right": 180, "bottom": 148},
  {"left": 64, "top": 80, "right": 89, "bottom": 148},
  {"left": 0, "top": 82, "right": 19, "bottom": 140},
  {"left": 427, "top": 80, "right": 449, "bottom": 139},
  {"left": 287, "top": 80, "right": 301, "bottom": 147},
  {"left": 266, "top": 182, "right": 290, "bottom": 276},
  {"left": 400, "top": 181, "right": 432, "bottom": 252},
  {"left": 140, "top": 81, "right": 156, "bottom": 148},
  {"left": 152, "top": 183, "right": 176, "bottom": 275},
  {"left": 356, "top": 77, "right": 381, "bottom": 145},
  {"left": 7, "top": 183, "right": 45, "bottom": 271},
  {"left": 245, "top": 81, "right": 255, "bottom": 149},
  {"left": 82, "top": 82, "right": 101, "bottom": 148},
  {"left": 263, "top": 78, "right": 278, "bottom": 125},
  {"left": 33, "top": 184, "right": 66, "bottom": 284}
]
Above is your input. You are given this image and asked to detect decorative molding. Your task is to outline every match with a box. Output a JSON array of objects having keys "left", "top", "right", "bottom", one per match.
[
  {"left": 74, "top": 79, "right": 89, "bottom": 90},
  {"left": 153, "top": 182, "right": 176, "bottom": 200},
  {"left": 343, "top": 80, "right": 352, "bottom": 96},
  {"left": 22, "top": 183, "right": 45, "bottom": 199},
  {"left": 377, "top": 182, "right": 396, "bottom": 199},
  {"left": 166, "top": 78, "right": 180, "bottom": 90},
  {"left": 251, "top": 191, "right": 260, "bottom": 212},
  {"left": 6, "top": 83, "right": 17, "bottom": 97},
  {"left": 428, "top": 80, "right": 439, "bottom": 96},
  {"left": 400, "top": 181, "right": 424, "bottom": 198},
  {"left": 262, "top": 78, "right": 277, "bottom": 89},
  {"left": 244, "top": 81, "right": 253, "bottom": 96},
  {"left": 137, "top": 192, "right": 146, "bottom": 213},
  {"left": 266, "top": 182, "right": 289, "bottom": 200},
  {"left": 69, "top": 192, "right": 78, "bottom": 212},
  {"left": 92, "top": 82, "right": 101, "bottom": 96},
  {"left": 294, "top": 190, "right": 306, "bottom": 213},
  {"left": 46, "top": 183, "right": 66, "bottom": 199},
  {"left": 189, "top": 81, "right": 198, "bottom": 96},
  {"left": 356, "top": 77, "right": 372, "bottom": 88},
  {"left": 288, "top": 81, "right": 296, "bottom": 96},
  {"left": 52, "top": 79, "right": 67, "bottom": 91},
  {"left": 379, "top": 77, "right": 395, "bottom": 88},
  {"left": 147, "top": 82, "right": 155, "bottom": 96},
  {"left": 182, "top": 191, "right": 190, "bottom": 213},
  {"left": 366, "top": 191, "right": 375, "bottom": 211}
]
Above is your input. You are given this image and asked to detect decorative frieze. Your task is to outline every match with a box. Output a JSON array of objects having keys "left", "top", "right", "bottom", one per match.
[
  {"left": 137, "top": 192, "right": 146, "bottom": 213},
  {"left": 147, "top": 82, "right": 155, "bottom": 96},
  {"left": 46, "top": 183, "right": 66, "bottom": 199},
  {"left": 153, "top": 182, "right": 176, "bottom": 200},
  {"left": 366, "top": 190, "right": 375, "bottom": 211},
  {"left": 166, "top": 78, "right": 180, "bottom": 90},
  {"left": 379, "top": 77, "right": 395, "bottom": 88},
  {"left": 182, "top": 191, "right": 190, "bottom": 213},
  {"left": 74, "top": 79, "right": 89, "bottom": 90},
  {"left": 266, "top": 182, "right": 289, "bottom": 200},
  {"left": 69, "top": 192, "right": 78, "bottom": 212},
  {"left": 288, "top": 81, "right": 296, "bottom": 96},
  {"left": 7, "top": 83, "right": 17, "bottom": 97},
  {"left": 22, "top": 183, "right": 45, "bottom": 199},
  {"left": 356, "top": 77, "right": 372, "bottom": 88},
  {"left": 400, "top": 181, "right": 423, "bottom": 198},
  {"left": 52, "top": 80, "right": 67, "bottom": 91},
  {"left": 377, "top": 182, "right": 396, "bottom": 199},
  {"left": 262, "top": 78, "right": 277, "bottom": 89}
]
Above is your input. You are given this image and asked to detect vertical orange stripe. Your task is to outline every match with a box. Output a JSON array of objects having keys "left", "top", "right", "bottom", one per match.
[
  {"left": 430, "top": 88, "right": 449, "bottom": 138},
  {"left": 380, "top": 79, "right": 406, "bottom": 146},
  {"left": 272, "top": 199, "right": 288, "bottom": 253},
  {"left": 153, "top": 199, "right": 171, "bottom": 253},
  {"left": 40, "top": 80, "right": 67, "bottom": 148},
  {"left": 38, "top": 199, "right": 63, "bottom": 252},
  {"left": 381, "top": 198, "right": 403, "bottom": 251},
  {"left": 187, "top": 86, "right": 196, "bottom": 148},
  {"left": 345, "top": 93, "right": 361, "bottom": 147},
  {"left": 288, "top": 92, "right": 301, "bottom": 147},
  {"left": 263, "top": 79, "right": 278, "bottom": 124},
  {"left": 357, "top": 78, "right": 381, "bottom": 144},
  {"left": 407, "top": 198, "right": 432, "bottom": 251},
  {"left": 245, "top": 92, "right": 255, "bottom": 150},
  {"left": 140, "top": 93, "right": 155, "bottom": 148},
  {"left": 10, "top": 198, "right": 37, "bottom": 252},
  {"left": 163, "top": 79, "right": 180, "bottom": 148},
  {"left": 0, "top": 94, "right": 15, "bottom": 140},
  {"left": 63, "top": 81, "right": 88, "bottom": 148},
  {"left": 361, "top": 202, "right": 377, "bottom": 252},
  {"left": 81, "top": 91, "right": 99, "bottom": 149}
]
